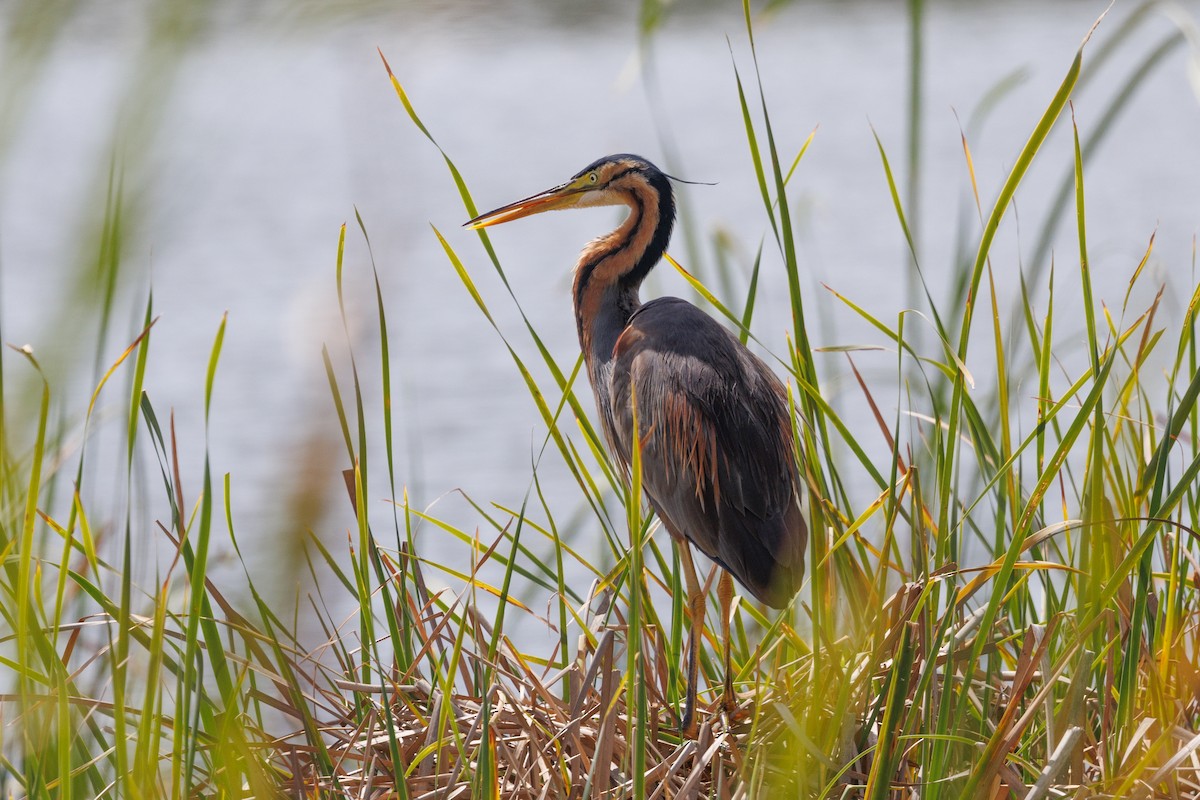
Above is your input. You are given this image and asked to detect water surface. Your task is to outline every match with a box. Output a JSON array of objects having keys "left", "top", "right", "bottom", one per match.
[{"left": 2, "top": 0, "right": 1198, "bottom": 609}]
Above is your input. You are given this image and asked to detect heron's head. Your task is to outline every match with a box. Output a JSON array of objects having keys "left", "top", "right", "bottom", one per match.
[{"left": 465, "top": 154, "right": 670, "bottom": 229}]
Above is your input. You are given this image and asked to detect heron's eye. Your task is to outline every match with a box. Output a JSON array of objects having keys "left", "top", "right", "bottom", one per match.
[{"left": 588, "top": 172, "right": 598, "bottom": 184}]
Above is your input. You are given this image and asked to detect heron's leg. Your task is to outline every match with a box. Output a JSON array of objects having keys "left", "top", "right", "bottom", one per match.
[
  {"left": 718, "top": 569, "right": 737, "bottom": 715},
  {"left": 676, "top": 540, "right": 705, "bottom": 738}
]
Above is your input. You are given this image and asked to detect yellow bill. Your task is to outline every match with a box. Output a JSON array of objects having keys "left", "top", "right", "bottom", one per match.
[{"left": 464, "top": 182, "right": 587, "bottom": 229}]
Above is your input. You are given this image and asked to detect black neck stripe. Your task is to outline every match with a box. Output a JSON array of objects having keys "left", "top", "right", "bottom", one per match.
[{"left": 572, "top": 165, "right": 676, "bottom": 336}]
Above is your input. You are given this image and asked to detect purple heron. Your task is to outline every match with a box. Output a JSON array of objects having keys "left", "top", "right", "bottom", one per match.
[{"left": 466, "top": 154, "right": 807, "bottom": 737}]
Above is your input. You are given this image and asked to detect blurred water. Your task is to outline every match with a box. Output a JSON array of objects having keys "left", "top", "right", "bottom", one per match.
[{"left": 2, "top": 0, "right": 1198, "bottom": 612}]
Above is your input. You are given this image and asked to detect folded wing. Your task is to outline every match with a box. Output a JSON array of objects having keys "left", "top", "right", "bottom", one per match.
[{"left": 607, "top": 297, "right": 807, "bottom": 608}]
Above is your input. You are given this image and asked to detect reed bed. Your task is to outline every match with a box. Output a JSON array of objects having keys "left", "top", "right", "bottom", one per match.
[{"left": 3, "top": 2, "right": 1200, "bottom": 797}]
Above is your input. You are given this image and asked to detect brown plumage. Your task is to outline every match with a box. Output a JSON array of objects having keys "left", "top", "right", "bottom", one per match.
[{"left": 466, "top": 154, "right": 807, "bottom": 737}]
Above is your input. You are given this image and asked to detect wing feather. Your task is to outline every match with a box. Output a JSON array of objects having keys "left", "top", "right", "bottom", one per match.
[{"left": 608, "top": 297, "right": 807, "bottom": 607}]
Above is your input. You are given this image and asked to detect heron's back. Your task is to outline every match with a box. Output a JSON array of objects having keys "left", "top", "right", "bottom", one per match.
[{"left": 604, "top": 297, "right": 807, "bottom": 608}]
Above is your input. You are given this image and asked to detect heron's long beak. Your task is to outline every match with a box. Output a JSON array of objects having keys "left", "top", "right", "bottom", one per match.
[{"left": 464, "top": 183, "right": 585, "bottom": 229}]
